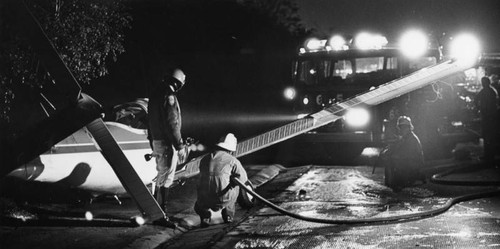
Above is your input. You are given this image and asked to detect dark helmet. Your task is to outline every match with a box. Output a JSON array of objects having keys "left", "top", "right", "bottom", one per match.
[
  {"left": 481, "top": 76, "right": 491, "bottom": 88},
  {"left": 163, "top": 68, "right": 186, "bottom": 93}
]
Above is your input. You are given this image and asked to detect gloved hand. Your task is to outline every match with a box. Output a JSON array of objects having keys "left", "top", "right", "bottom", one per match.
[
  {"left": 229, "top": 174, "right": 240, "bottom": 188},
  {"left": 177, "top": 147, "right": 187, "bottom": 163}
]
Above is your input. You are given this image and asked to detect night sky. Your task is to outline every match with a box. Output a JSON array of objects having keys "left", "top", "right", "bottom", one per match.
[{"left": 297, "top": 0, "right": 500, "bottom": 52}]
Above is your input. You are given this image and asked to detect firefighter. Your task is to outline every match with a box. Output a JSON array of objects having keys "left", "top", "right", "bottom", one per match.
[
  {"left": 475, "top": 76, "right": 499, "bottom": 165},
  {"left": 194, "top": 133, "right": 248, "bottom": 228},
  {"left": 381, "top": 116, "right": 425, "bottom": 190},
  {"left": 490, "top": 74, "right": 499, "bottom": 93},
  {"left": 148, "top": 65, "right": 187, "bottom": 227}
]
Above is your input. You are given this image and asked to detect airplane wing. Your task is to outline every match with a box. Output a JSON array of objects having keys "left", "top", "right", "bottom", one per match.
[{"left": 173, "top": 58, "right": 477, "bottom": 183}]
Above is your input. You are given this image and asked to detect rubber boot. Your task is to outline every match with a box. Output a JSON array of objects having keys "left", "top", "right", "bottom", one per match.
[
  {"left": 152, "top": 216, "right": 176, "bottom": 229},
  {"left": 221, "top": 208, "right": 233, "bottom": 223},
  {"left": 200, "top": 217, "right": 211, "bottom": 228},
  {"left": 153, "top": 187, "right": 176, "bottom": 228},
  {"left": 154, "top": 186, "right": 170, "bottom": 212}
]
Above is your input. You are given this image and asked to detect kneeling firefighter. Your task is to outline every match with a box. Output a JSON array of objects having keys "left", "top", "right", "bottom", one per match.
[
  {"left": 380, "top": 116, "right": 426, "bottom": 189},
  {"left": 194, "top": 133, "right": 248, "bottom": 228}
]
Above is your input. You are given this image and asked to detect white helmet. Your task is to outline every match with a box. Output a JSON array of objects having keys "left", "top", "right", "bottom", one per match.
[{"left": 216, "top": 133, "right": 238, "bottom": 152}]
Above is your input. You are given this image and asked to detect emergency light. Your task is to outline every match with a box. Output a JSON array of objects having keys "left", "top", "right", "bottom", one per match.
[
  {"left": 400, "top": 30, "right": 429, "bottom": 59},
  {"left": 302, "top": 32, "right": 390, "bottom": 53},
  {"left": 329, "top": 35, "right": 347, "bottom": 51},
  {"left": 354, "top": 32, "right": 388, "bottom": 50},
  {"left": 449, "top": 33, "right": 481, "bottom": 67}
]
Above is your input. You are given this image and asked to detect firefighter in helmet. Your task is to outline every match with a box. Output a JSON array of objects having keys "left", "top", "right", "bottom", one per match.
[
  {"left": 194, "top": 133, "right": 248, "bottom": 228},
  {"left": 148, "top": 65, "right": 187, "bottom": 227},
  {"left": 381, "top": 116, "right": 425, "bottom": 190}
]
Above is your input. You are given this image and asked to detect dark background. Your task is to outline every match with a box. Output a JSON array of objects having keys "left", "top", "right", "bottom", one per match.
[
  {"left": 3, "top": 0, "right": 500, "bottom": 155},
  {"left": 297, "top": 0, "right": 500, "bottom": 53},
  {"left": 83, "top": 0, "right": 500, "bottom": 145},
  {"left": 83, "top": 0, "right": 305, "bottom": 145}
]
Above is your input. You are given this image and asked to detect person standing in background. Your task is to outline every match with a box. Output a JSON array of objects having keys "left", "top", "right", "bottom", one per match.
[{"left": 475, "top": 76, "right": 499, "bottom": 165}]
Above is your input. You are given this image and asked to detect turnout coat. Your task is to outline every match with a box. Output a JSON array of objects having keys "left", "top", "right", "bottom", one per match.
[
  {"left": 148, "top": 75, "right": 184, "bottom": 150},
  {"left": 197, "top": 150, "right": 248, "bottom": 209}
]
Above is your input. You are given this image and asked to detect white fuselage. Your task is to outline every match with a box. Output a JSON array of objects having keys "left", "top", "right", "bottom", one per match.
[{"left": 8, "top": 122, "right": 157, "bottom": 195}]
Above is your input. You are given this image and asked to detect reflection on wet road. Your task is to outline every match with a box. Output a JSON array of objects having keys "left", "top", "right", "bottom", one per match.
[{"left": 218, "top": 166, "right": 500, "bottom": 248}]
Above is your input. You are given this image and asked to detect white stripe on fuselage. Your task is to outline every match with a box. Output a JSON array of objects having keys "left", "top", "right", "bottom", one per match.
[
  {"left": 36, "top": 148, "right": 156, "bottom": 195},
  {"left": 54, "top": 140, "right": 150, "bottom": 147},
  {"left": 22, "top": 121, "right": 156, "bottom": 195}
]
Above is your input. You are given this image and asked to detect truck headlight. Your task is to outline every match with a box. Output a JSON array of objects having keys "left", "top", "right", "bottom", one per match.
[
  {"left": 283, "top": 87, "right": 296, "bottom": 100},
  {"left": 303, "top": 96, "right": 309, "bottom": 105},
  {"left": 449, "top": 33, "right": 481, "bottom": 66},
  {"left": 345, "top": 108, "right": 370, "bottom": 127}
]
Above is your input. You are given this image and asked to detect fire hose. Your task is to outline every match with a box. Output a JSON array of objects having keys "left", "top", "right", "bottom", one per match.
[
  {"left": 430, "top": 164, "right": 500, "bottom": 186},
  {"left": 232, "top": 166, "right": 500, "bottom": 225}
]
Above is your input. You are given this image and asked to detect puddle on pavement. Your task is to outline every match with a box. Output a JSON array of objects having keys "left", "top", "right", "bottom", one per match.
[
  {"left": 223, "top": 166, "right": 500, "bottom": 248},
  {"left": 262, "top": 166, "right": 444, "bottom": 219},
  {"left": 230, "top": 166, "right": 453, "bottom": 238}
]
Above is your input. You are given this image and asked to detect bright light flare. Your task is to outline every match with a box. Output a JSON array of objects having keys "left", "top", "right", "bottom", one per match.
[
  {"left": 134, "top": 216, "right": 146, "bottom": 226},
  {"left": 303, "top": 97, "right": 309, "bottom": 105},
  {"left": 355, "top": 32, "right": 388, "bottom": 50},
  {"left": 283, "top": 87, "right": 296, "bottom": 100},
  {"left": 329, "top": 35, "right": 346, "bottom": 50},
  {"left": 400, "top": 30, "right": 428, "bottom": 58},
  {"left": 297, "top": 113, "right": 308, "bottom": 119},
  {"left": 450, "top": 33, "right": 481, "bottom": 66},
  {"left": 305, "top": 38, "right": 325, "bottom": 51},
  {"left": 345, "top": 108, "right": 370, "bottom": 127},
  {"left": 196, "top": 144, "right": 206, "bottom": 152},
  {"left": 361, "top": 147, "right": 381, "bottom": 157},
  {"left": 85, "top": 211, "right": 93, "bottom": 221}
]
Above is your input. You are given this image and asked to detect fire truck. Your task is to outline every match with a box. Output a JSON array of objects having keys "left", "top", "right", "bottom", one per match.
[{"left": 283, "top": 31, "right": 483, "bottom": 160}]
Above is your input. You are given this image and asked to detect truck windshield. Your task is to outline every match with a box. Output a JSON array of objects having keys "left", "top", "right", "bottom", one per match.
[
  {"left": 356, "top": 57, "right": 385, "bottom": 73},
  {"left": 296, "top": 55, "right": 437, "bottom": 86},
  {"left": 297, "top": 56, "right": 392, "bottom": 85},
  {"left": 409, "top": 57, "right": 437, "bottom": 70}
]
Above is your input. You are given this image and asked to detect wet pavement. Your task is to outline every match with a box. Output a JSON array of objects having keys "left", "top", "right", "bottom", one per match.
[
  {"left": 0, "top": 164, "right": 283, "bottom": 249},
  {"left": 165, "top": 162, "right": 500, "bottom": 249},
  {"left": 2, "top": 161, "right": 500, "bottom": 248}
]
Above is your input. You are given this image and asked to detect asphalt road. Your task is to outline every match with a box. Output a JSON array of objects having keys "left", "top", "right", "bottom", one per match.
[
  {"left": 2, "top": 160, "right": 500, "bottom": 249},
  {"left": 166, "top": 163, "right": 500, "bottom": 249}
]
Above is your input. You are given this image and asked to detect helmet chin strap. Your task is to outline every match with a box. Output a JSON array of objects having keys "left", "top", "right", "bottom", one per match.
[{"left": 165, "top": 77, "right": 184, "bottom": 93}]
